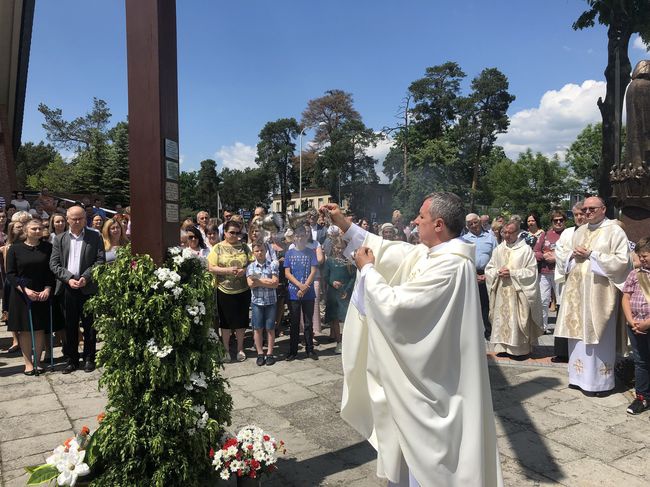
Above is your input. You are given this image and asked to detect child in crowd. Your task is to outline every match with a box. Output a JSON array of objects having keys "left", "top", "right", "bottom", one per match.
[
  {"left": 246, "top": 241, "right": 279, "bottom": 366},
  {"left": 283, "top": 225, "right": 318, "bottom": 361},
  {"left": 323, "top": 237, "right": 355, "bottom": 354},
  {"left": 622, "top": 237, "right": 650, "bottom": 415}
]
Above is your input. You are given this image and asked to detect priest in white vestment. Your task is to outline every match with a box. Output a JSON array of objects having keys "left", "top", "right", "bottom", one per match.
[
  {"left": 555, "top": 196, "right": 632, "bottom": 395},
  {"left": 322, "top": 192, "right": 502, "bottom": 487},
  {"left": 485, "top": 222, "right": 543, "bottom": 358}
]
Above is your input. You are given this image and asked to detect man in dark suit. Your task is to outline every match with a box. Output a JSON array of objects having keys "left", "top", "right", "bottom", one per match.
[
  {"left": 307, "top": 212, "right": 327, "bottom": 245},
  {"left": 50, "top": 205, "right": 105, "bottom": 373}
]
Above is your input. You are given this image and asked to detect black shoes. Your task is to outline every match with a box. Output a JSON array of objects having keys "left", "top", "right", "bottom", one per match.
[
  {"left": 285, "top": 353, "right": 297, "bottom": 362},
  {"left": 62, "top": 362, "right": 78, "bottom": 374},
  {"left": 7, "top": 345, "right": 20, "bottom": 354},
  {"left": 83, "top": 359, "right": 96, "bottom": 373},
  {"left": 265, "top": 355, "right": 276, "bottom": 366},
  {"left": 626, "top": 395, "right": 650, "bottom": 415},
  {"left": 256, "top": 355, "right": 266, "bottom": 367},
  {"left": 308, "top": 351, "right": 319, "bottom": 361}
]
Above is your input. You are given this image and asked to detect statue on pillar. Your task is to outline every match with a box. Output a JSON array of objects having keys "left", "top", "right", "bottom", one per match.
[{"left": 611, "top": 60, "right": 650, "bottom": 241}]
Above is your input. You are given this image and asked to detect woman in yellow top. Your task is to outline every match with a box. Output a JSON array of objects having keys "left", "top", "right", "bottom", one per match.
[{"left": 208, "top": 220, "right": 253, "bottom": 362}]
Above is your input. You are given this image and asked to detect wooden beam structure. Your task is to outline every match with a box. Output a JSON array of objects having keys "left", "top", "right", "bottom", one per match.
[{"left": 125, "top": 0, "right": 180, "bottom": 263}]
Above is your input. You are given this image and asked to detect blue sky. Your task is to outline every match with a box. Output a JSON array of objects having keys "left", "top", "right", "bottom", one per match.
[{"left": 22, "top": 1, "right": 649, "bottom": 175}]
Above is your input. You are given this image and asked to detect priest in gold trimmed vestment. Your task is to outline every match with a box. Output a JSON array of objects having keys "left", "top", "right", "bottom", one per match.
[
  {"left": 322, "top": 193, "right": 502, "bottom": 487},
  {"left": 555, "top": 196, "right": 632, "bottom": 394},
  {"left": 485, "top": 222, "right": 543, "bottom": 357}
]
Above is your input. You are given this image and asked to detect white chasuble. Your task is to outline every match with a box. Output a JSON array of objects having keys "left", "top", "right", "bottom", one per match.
[
  {"left": 554, "top": 219, "right": 631, "bottom": 391},
  {"left": 554, "top": 219, "right": 632, "bottom": 344},
  {"left": 340, "top": 224, "right": 502, "bottom": 487},
  {"left": 485, "top": 240, "right": 543, "bottom": 356}
]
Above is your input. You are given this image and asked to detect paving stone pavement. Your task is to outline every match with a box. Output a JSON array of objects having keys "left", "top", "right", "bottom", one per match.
[{"left": 1, "top": 322, "right": 649, "bottom": 486}]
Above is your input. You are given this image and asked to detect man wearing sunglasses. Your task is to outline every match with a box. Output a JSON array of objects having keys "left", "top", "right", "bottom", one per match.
[{"left": 555, "top": 196, "right": 632, "bottom": 396}]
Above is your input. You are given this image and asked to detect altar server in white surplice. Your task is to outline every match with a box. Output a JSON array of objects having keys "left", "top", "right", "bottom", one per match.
[
  {"left": 322, "top": 192, "right": 502, "bottom": 487},
  {"left": 485, "top": 221, "right": 543, "bottom": 358},
  {"left": 555, "top": 196, "right": 632, "bottom": 395}
]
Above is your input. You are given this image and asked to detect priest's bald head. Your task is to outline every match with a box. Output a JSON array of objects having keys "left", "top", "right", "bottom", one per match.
[{"left": 416, "top": 192, "right": 465, "bottom": 247}]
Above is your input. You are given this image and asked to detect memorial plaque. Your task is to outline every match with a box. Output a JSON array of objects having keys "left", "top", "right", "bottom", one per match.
[
  {"left": 165, "top": 181, "right": 179, "bottom": 201},
  {"left": 166, "top": 203, "right": 179, "bottom": 223},
  {"left": 165, "top": 138, "right": 179, "bottom": 161},
  {"left": 166, "top": 160, "right": 179, "bottom": 181}
]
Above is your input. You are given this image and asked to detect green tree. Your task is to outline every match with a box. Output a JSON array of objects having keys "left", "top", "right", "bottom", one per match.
[
  {"left": 25, "top": 153, "right": 74, "bottom": 193},
  {"left": 15, "top": 142, "right": 59, "bottom": 189},
  {"left": 218, "top": 167, "right": 272, "bottom": 212},
  {"left": 565, "top": 122, "right": 627, "bottom": 194},
  {"left": 458, "top": 68, "right": 515, "bottom": 209},
  {"left": 256, "top": 118, "right": 300, "bottom": 215},
  {"left": 301, "top": 89, "right": 361, "bottom": 148},
  {"left": 487, "top": 149, "right": 579, "bottom": 221},
  {"left": 179, "top": 170, "right": 200, "bottom": 216},
  {"left": 103, "top": 121, "right": 130, "bottom": 206},
  {"left": 195, "top": 159, "right": 221, "bottom": 216},
  {"left": 573, "top": 0, "right": 650, "bottom": 211},
  {"left": 38, "top": 97, "right": 112, "bottom": 151},
  {"left": 72, "top": 129, "right": 111, "bottom": 194}
]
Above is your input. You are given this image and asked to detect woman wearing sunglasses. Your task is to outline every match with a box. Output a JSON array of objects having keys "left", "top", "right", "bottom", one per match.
[
  {"left": 208, "top": 220, "right": 253, "bottom": 362},
  {"left": 534, "top": 210, "right": 566, "bottom": 334}
]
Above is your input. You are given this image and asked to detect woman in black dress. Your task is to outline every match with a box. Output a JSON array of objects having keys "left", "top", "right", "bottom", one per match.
[{"left": 6, "top": 219, "right": 55, "bottom": 375}]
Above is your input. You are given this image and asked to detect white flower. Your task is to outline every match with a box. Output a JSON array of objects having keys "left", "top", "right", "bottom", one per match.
[
  {"left": 219, "top": 470, "right": 230, "bottom": 480},
  {"left": 173, "top": 255, "right": 184, "bottom": 265},
  {"left": 163, "top": 280, "right": 175, "bottom": 289},
  {"left": 182, "top": 248, "right": 195, "bottom": 259},
  {"left": 208, "top": 329, "right": 219, "bottom": 343},
  {"left": 197, "top": 411, "right": 209, "bottom": 429},
  {"left": 169, "top": 247, "right": 181, "bottom": 256},
  {"left": 184, "top": 383, "right": 194, "bottom": 391},
  {"left": 54, "top": 445, "right": 89, "bottom": 486},
  {"left": 151, "top": 282, "right": 159, "bottom": 290},
  {"left": 156, "top": 345, "right": 173, "bottom": 358},
  {"left": 188, "top": 428, "right": 196, "bottom": 436},
  {"left": 172, "top": 287, "right": 183, "bottom": 298},
  {"left": 189, "top": 372, "right": 208, "bottom": 388},
  {"left": 46, "top": 445, "right": 66, "bottom": 465},
  {"left": 193, "top": 317, "right": 200, "bottom": 324},
  {"left": 226, "top": 445, "right": 238, "bottom": 457}
]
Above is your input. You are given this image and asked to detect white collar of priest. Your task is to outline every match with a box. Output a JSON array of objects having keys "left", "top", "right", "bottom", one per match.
[{"left": 587, "top": 217, "right": 609, "bottom": 231}]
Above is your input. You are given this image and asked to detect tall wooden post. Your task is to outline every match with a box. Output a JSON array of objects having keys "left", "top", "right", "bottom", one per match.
[{"left": 125, "top": 0, "right": 180, "bottom": 263}]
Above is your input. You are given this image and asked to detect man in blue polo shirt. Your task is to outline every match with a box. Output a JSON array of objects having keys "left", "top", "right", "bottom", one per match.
[{"left": 462, "top": 213, "right": 497, "bottom": 339}]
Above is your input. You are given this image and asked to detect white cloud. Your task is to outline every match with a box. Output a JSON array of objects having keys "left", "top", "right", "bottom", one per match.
[
  {"left": 633, "top": 35, "right": 649, "bottom": 51},
  {"left": 214, "top": 142, "right": 257, "bottom": 170},
  {"left": 179, "top": 154, "right": 185, "bottom": 166},
  {"left": 367, "top": 135, "right": 394, "bottom": 183},
  {"left": 497, "top": 80, "right": 605, "bottom": 160}
]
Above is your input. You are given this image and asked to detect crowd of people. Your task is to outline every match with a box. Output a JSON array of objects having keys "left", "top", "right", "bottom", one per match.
[
  {"left": 0, "top": 190, "right": 129, "bottom": 374},
  {"left": 1, "top": 189, "right": 649, "bottom": 421}
]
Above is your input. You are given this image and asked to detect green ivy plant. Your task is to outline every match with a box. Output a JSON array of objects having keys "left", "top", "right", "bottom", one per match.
[{"left": 85, "top": 245, "right": 232, "bottom": 486}]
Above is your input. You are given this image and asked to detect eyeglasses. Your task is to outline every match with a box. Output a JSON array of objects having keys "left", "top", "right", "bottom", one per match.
[
  {"left": 583, "top": 206, "right": 604, "bottom": 213},
  {"left": 227, "top": 231, "right": 241, "bottom": 236},
  {"left": 187, "top": 236, "right": 197, "bottom": 240},
  {"left": 552, "top": 218, "right": 565, "bottom": 223}
]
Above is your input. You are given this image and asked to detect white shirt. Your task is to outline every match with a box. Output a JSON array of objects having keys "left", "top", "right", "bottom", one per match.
[{"left": 66, "top": 230, "right": 85, "bottom": 279}]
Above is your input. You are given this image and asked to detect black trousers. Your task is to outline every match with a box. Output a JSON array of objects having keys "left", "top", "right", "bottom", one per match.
[
  {"left": 63, "top": 287, "right": 95, "bottom": 363},
  {"left": 477, "top": 275, "right": 491, "bottom": 340},
  {"left": 289, "top": 299, "right": 314, "bottom": 355}
]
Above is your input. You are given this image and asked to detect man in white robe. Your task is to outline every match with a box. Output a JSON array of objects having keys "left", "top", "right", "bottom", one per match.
[
  {"left": 485, "top": 222, "right": 543, "bottom": 358},
  {"left": 322, "top": 192, "right": 502, "bottom": 487},
  {"left": 555, "top": 196, "right": 632, "bottom": 395},
  {"left": 552, "top": 201, "right": 586, "bottom": 362}
]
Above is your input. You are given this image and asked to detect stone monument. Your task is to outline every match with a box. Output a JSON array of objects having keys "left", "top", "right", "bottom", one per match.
[{"left": 611, "top": 60, "right": 650, "bottom": 242}]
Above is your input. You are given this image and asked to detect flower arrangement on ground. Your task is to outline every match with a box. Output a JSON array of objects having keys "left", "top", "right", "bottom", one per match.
[
  {"left": 211, "top": 425, "right": 285, "bottom": 481},
  {"left": 75, "top": 245, "right": 233, "bottom": 485},
  {"left": 25, "top": 418, "right": 105, "bottom": 486}
]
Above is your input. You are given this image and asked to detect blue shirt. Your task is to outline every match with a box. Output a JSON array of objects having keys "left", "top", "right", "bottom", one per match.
[
  {"left": 246, "top": 259, "right": 279, "bottom": 305},
  {"left": 461, "top": 229, "right": 497, "bottom": 272},
  {"left": 284, "top": 248, "right": 318, "bottom": 301}
]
